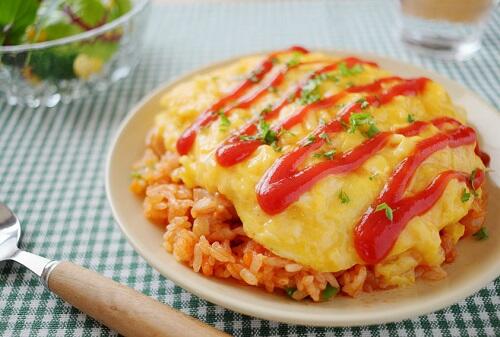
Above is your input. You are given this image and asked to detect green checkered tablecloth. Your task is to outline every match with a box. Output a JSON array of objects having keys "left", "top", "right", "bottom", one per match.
[{"left": 1, "top": 1, "right": 499, "bottom": 336}]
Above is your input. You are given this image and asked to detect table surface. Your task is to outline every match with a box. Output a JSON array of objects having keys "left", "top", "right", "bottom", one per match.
[{"left": 0, "top": 1, "right": 499, "bottom": 336}]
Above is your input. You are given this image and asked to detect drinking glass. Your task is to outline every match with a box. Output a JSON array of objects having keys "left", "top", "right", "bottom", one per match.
[{"left": 399, "top": 0, "right": 497, "bottom": 60}]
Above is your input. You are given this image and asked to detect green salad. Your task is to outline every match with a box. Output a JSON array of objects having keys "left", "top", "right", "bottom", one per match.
[{"left": 0, "top": 0, "right": 132, "bottom": 81}]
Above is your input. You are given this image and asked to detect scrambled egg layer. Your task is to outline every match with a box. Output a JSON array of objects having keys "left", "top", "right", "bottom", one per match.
[{"left": 153, "top": 51, "right": 485, "bottom": 287}]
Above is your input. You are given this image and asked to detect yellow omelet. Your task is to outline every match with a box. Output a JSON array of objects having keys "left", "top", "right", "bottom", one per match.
[{"left": 151, "top": 50, "right": 486, "bottom": 287}]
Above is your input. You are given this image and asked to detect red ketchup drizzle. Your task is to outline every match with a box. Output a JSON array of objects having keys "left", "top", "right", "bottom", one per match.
[
  {"left": 354, "top": 125, "right": 483, "bottom": 264},
  {"left": 218, "top": 76, "right": 425, "bottom": 167},
  {"left": 215, "top": 71, "right": 399, "bottom": 167},
  {"left": 176, "top": 46, "right": 309, "bottom": 155},
  {"left": 256, "top": 114, "right": 484, "bottom": 264},
  {"left": 175, "top": 48, "right": 490, "bottom": 266}
]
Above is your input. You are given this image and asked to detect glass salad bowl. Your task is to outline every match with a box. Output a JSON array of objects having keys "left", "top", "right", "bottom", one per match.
[{"left": 0, "top": 0, "right": 150, "bottom": 108}]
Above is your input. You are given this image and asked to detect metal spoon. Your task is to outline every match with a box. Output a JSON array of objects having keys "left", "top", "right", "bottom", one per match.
[{"left": 0, "top": 202, "right": 229, "bottom": 337}]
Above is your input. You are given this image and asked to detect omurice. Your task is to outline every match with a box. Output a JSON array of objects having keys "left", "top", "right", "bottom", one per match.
[{"left": 130, "top": 47, "right": 489, "bottom": 301}]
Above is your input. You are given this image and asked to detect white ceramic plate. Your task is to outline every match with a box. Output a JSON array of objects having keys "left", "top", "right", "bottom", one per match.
[{"left": 106, "top": 50, "right": 500, "bottom": 327}]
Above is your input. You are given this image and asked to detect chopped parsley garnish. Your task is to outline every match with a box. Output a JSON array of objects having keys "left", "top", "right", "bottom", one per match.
[
  {"left": 258, "top": 118, "right": 278, "bottom": 145},
  {"left": 368, "top": 173, "right": 379, "bottom": 181},
  {"left": 260, "top": 104, "right": 273, "bottom": 116},
  {"left": 470, "top": 169, "right": 478, "bottom": 187},
  {"left": 339, "top": 190, "right": 350, "bottom": 204},
  {"left": 348, "top": 112, "right": 379, "bottom": 138},
  {"left": 461, "top": 188, "right": 471, "bottom": 202},
  {"left": 319, "top": 132, "right": 332, "bottom": 145},
  {"left": 366, "top": 124, "right": 380, "bottom": 138},
  {"left": 356, "top": 97, "right": 369, "bottom": 109},
  {"left": 130, "top": 172, "right": 142, "bottom": 179},
  {"left": 348, "top": 112, "right": 371, "bottom": 133},
  {"left": 469, "top": 169, "right": 481, "bottom": 196},
  {"left": 299, "top": 78, "right": 323, "bottom": 105},
  {"left": 338, "top": 62, "right": 363, "bottom": 77},
  {"left": 313, "top": 149, "right": 336, "bottom": 160},
  {"left": 321, "top": 284, "right": 339, "bottom": 300},
  {"left": 407, "top": 114, "right": 415, "bottom": 123},
  {"left": 239, "top": 135, "right": 254, "bottom": 141},
  {"left": 218, "top": 111, "right": 231, "bottom": 131},
  {"left": 271, "top": 142, "right": 283, "bottom": 152},
  {"left": 375, "top": 202, "right": 393, "bottom": 221},
  {"left": 286, "top": 52, "right": 301, "bottom": 67},
  {"left": 473, "top": 228, "right": 488, "bottom": 241},
  {"left": 268, "top": 86, "right": 278, "bottom": 94},
  {"left": 297, "top": 72, "right": 340, "bottom": 106},
  {"left": 304, "top": 134, "right": 316, "bottom": 146},
  {"left": 326, "top": 74, "right": 340, "bottom": 83},
  {"left": 285, "top": 287, "right": 296, "bottom": 298},
  {"left": 271, "top": 57, "right": 280, "bottom": 65},
  {"left": 280, "top": 128, "right": 296, "bottom": 137},
  {"left": 239, "top": 118, "right": 279, "bottom": 149}
]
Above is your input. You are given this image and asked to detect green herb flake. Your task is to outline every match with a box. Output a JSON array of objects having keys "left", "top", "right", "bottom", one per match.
[
  {"left": 338, "top": 62, "right": 363, "bottom": 77},
  {"left": 239, "top": 135, "right": 256, "bottom": 141},
  {"left": 348, "top": 112, "right": 379, "bottom": 138},
  {"left": 258, "top": 118, "right": 279, "bottom": 146},
  {"left": 298, "top": 73, "right": 331, "bottom": 105},
  {"left": 348, "top": 112, "right": 372, "bottom": 133},
  {"left": 356, "top": 97, "right": 369, "bottom": 110},
  {"left": 473, "top": 228, "right": 488, "bottom": 241},
  {"left": 323, "top": 150, "right": 336, "bottom": 160},
  {"left": 271, "top": 142, "right": 283, "bottom": 152},
  {"left": 130, "top": 172, "right": 142, "bottom": 179},
  {"left": 280, "top": 128, "right": 296, "bottom": 137},
  {"left": 321, "top": 284, "right": 339, "bottom": 300},
  {"left": 285, "top": 287, "right": 296, "bottom": 298},
  {"left": 298, "top": 87, "right": 321, "bottom": 105},
  {"left": 268, "top": 86, "right": 278, "bottom": 94},
  {"left": 461, "top": 188, "right": 471, "bottom": 203},
  {"left": 407, "top": 114, "right": 415, "bottom": 123},
  {"left": 314, "top": 149, "right": 336, "bottom": 160},
  {"left": 375, "top": 202, "right": 393, "bottom": 221},
  {"left": 368, "top": 173, "right": 379, "bottom": 181},
  {"left": 366, "top": 124, "right": 380, "bottom": 138},
  {"left": 286, "top": 52, "right": 301, "bottom": 67},
  {"left": 319, "top": 132, "right": 332, "bottom": 145},
  {"left": 218, "top": 111, "right": 231, "bottom": 131},
  {"left": 261, "top": 104, "right": 273, "bottom": 116},
  {"left": 469, "top": 169, "right": 479, "bottom": 190},
  {"left": 326, "top": 74, "right": 339, "bottom": 83},
  {"left": 339, "top": 190, "right": 350, "bottom": 204},
  {"left": 304, "top": 134, "right": 316, "bottom": 146}
]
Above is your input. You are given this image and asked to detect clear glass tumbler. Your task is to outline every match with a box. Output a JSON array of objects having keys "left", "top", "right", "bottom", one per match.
[{"left": 399, "top": 0, "right": 497, "bottom": 60}]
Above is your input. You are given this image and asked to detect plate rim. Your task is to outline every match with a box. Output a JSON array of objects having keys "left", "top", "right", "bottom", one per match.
[{"left": 105, "top": 48, "right": 500, "bottom": 327}]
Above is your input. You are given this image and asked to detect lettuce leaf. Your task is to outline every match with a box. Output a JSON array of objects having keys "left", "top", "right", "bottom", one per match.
[{"left": 0, "top": 0, "right": 40, "bottom": 45}]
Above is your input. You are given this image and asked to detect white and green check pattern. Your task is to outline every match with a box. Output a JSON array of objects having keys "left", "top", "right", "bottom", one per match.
[{"left": 0, "top": 1, "right": 498, "bottom": 336}]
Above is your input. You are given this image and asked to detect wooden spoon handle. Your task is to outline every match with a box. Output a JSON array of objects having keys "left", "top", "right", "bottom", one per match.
[{"left": 47, "top": 261, "right": 230, "bottom": 337}]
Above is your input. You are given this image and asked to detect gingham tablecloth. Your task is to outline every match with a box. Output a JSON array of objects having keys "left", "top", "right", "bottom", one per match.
[{"left": 1, "top": 1, "right": 499, "bottom": 336}]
